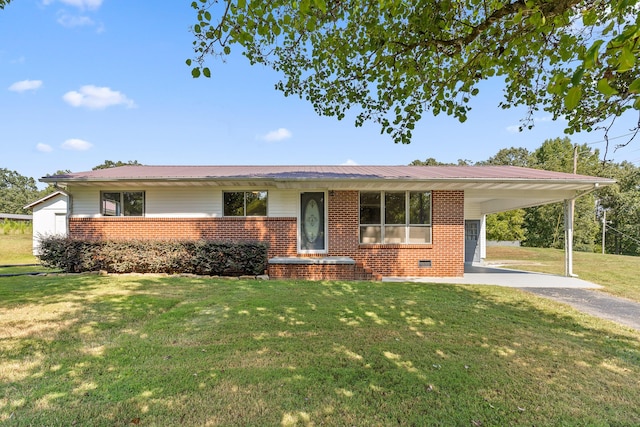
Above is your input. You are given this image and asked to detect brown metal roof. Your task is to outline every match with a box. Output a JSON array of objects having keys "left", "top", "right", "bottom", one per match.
[
  {"left": 41, "top": 165, "right": 614, "bottom": 183},
  {"left": 40, "top": 165, "right": 615, "bottom": 213}
]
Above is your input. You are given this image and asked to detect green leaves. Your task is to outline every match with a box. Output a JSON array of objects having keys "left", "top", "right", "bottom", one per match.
[
  {"left": 187, "top": 0, "right": 640, "bottom": 145},
  {"left": 583, "top": 40, "right": 604, "bottom": 70},
  {"left": 597, "top": 78, "right": 618, "bottom": 97},
  {"left": 191, "top": 67, "right": 210, "bottom": 79},
  {"left": 565, "top": 86, "right": 582, "bottom": 111},
  {"left": 618, "top": 46, "right": 636, "bottom": 72},
  {"left": 313, "top": 0, "right": 327, "bottom": 13}
]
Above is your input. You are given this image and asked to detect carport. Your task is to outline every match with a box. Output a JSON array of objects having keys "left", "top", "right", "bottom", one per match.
[{"left": 460, "top": 168, "right": 614, "bottom": 277}]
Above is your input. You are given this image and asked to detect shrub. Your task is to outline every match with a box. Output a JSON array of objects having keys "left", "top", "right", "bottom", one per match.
[
  {"left": 37, "top": 237, "right": 268, "bottom": 276},
  {"left": 0, "top": 219, "right": 32, "bottom": 235}
]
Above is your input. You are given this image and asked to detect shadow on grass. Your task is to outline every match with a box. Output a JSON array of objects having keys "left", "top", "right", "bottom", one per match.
[{"left": 1, "top": 277, "right": 639, "bottom": 426}]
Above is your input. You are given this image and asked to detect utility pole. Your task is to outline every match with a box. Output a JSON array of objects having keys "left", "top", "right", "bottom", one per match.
[{"left": 602, "top": 210, "right": 606, "bottom": 255}]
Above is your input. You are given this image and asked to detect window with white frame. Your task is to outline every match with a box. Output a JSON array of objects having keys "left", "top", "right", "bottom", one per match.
[
  {"left": 223, "top": 191, "right": 268, "bottom": 216},
  {"left": 101, "top": 191, "right": 145, "bottom": 216},
  {"left": 359, "top": 191, "right": 432, "bottom": 244}
]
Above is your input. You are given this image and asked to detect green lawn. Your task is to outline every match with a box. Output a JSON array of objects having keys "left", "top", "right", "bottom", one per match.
[
  {"left": 486, "top": 246, "right": 640, "bottom": 302},
  {"left": 0, "top": 234, "right": 38, "bottom": 265},
  {"left": 1, "top": 235, "right": 639, "bottom": 425},
  {"left": 0, "top": 234, "right": 57, "bottom": 276},
  {"left": 1, "top": 274, "right": 639, "bottom": 426}
]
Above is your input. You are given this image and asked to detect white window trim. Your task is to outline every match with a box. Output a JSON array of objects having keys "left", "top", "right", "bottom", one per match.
[
  {"left": 359, "top": 190, "right": 432, "bottom": 244},
  {"left": 100, "top": 191, "right": 145, "bottom": 217},
  {"left": 222, "top": 190, "right": 269, "bottom": 217}
]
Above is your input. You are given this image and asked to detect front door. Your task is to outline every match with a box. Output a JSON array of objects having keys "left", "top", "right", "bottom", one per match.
[
  {"left": 299, "top": 192, "right": 326, "bottom": 252},
  {"left": 465, "top": 220, "right": 481, "bottom": 264}
]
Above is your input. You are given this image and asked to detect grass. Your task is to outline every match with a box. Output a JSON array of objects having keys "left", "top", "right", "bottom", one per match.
[
  {"left": 1, "top": 235, "right": 639, "bottom": 425},
  {"left": 1, "top": 274, "right": 639, "bottom": 426},
  {"left": 0, "top": 234, "right": 38, "bottom": 266},
  {"left": 0, "top": 234, "right": 57, "bottom": 276},
  {"left": 486, "top": 246, "right": 640, "bottom": 302}
]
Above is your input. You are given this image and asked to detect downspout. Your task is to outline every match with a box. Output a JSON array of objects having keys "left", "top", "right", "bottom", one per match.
[
  {"left": 54, "top": 183, "right": 71, "bottom": 237},
  {"left": 564, "top": 199, "right": 575, "bottom": 277}
]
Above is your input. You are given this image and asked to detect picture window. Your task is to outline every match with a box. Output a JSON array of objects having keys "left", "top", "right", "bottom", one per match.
[
  {"left": 101, "top": 191, "right": 145, "bottom": 216},
  {"left": 359, "top": 191, "right": 431, "bottom": 244},
  {"left": 223, "top": 191, "right": 268, "bottom": 216}
]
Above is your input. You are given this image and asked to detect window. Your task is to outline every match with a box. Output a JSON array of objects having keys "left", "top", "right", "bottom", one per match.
[
  {"left": 101, "top": 191, "right": 144, "bottom": 216},
  {"left": 223, "top": 191, "right": 267, "bottom": 216},
  {"left": 359, "top": 191, "right": 431, "bottom": 244}
]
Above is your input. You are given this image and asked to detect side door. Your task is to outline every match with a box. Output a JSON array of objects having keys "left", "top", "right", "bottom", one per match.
[{"left": 464, "top": 220, "right": 481, "bottom": 264}]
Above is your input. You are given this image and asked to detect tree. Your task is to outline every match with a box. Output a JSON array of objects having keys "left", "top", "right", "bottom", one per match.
[
  {"left": 486, "top": 210, "right": 526, "bottom": 242},
  {"left": 0, "top": 0, "right": 11, "bottom": 10},
  {"left": 93, "top": 160, "right": 142, "bottom": 170},
  {"left": 410, "top": 158, "right": 448, "bottom": 166},
  {"left": 36, "top": 170, "right": 73, "bottom": 198},
  {"left": 0, "top": 168, "right": 39, "bottom": 214},
  {"left": 190, "top": 0, "right": 640, "bottom": 153},
  {"left": 478, "top": 147, "right": 533, "bottom": 167},
  {"left": 523, "top": 138, "right": 602, "bottom": 251},
  {"left": 477, "top": 147, "right": 533, "bottom": 242},
  {"left": 597, "top": 161, "right": 640, "bottom": 255}
]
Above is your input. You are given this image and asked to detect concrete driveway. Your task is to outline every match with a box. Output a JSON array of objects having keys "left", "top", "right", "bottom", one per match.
[
  {"left": 384, "top": 265, "right": 640, "bottom": 331},
  {"left": 382, "top": 265, "right": 640, "bottom": 331},
  {"left": 383, "top": 265, "right": 602, "bottom": 288}
]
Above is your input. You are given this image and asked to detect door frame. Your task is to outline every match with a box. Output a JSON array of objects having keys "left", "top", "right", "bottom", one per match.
[
  {"left": 298, "top": 191, "right": 328, "bottom": 254},
  {"left": 465, "top": 219, "right": 481, "bottom": 264}
]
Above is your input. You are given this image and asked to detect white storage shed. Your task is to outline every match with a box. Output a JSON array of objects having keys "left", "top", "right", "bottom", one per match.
[{"left": 24, "top": 191, "right": 68, "bottom": 255}]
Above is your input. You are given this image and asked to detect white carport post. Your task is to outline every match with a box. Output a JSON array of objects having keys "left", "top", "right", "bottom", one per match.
[{"left": 564, "top": 198, "right": 576, "bottom": 277}]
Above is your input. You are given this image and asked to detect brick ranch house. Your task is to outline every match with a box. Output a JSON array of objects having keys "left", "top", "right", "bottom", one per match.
[{"left": 39, "top": 165, "right": 614, "bottom": 280}]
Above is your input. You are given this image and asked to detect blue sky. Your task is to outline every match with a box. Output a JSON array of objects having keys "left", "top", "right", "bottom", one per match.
[{"left": 2, "top": 0, "right": 639, "bottom": 187}]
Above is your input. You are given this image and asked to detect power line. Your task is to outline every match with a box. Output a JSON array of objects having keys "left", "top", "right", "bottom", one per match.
[
  {"left": 581, "top": 131, "right": 639, "bottom": 146},
  {"left": 605, "top": 224, "right": 640, "bottom": 246}
]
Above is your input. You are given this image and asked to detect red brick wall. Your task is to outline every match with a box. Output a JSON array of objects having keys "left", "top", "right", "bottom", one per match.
[
  {"left": 325, "top": 190, "right": 464, "bottom": 277},
  {"left": 69, "top": 189, "right": 465, "bottom": 278},
  {"left": 69, "top": 217, "right": 297, "bottom": 259},
  {"left": 268, "top": 264, "right": 356, "bottom": 281}
]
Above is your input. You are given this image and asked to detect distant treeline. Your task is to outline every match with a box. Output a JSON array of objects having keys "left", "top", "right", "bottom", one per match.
[{"left": 411, "top": 137, "right": 640, "bottom": 256}]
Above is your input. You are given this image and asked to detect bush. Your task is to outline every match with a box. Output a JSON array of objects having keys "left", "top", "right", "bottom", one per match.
[
  {"left": 37, "top": 237, "right": 269, "bottom": 276},
  {"left": 1, "top": 219, "right": 32, "bottom": 235}
]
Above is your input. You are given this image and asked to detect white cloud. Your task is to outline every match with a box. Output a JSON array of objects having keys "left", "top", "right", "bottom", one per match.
[
  {"left": 61, "top": 138, "right": 93, "bottom": 151},
  {"left": 62, "top": 85, "right": 136, "bottom": 109},
  {"left": 8, "top": 80, "right": 43, "bottom": 92},
  {"left": 341, "top": 159, "right": 359, "bottom": 165},
  {"left": 45, "top": 1, "right": 104, "bottom": 30},
  {"left": 36, "top": 143, "right": 53, "bottom": 153},
  {"left": 57, "top": 12, "right": 94, "bottom": 28},
  {"left": 534, "top": 115, "right": 553, "bottom": 123},
  {"left": 506, "top": 115, "right": 554, "bottom": 133},
  {"left": 259, "top": 128, "right": 292, "bottom": 142},
  {"left": 43, "top": 0, "right": 103, "bottom": 10}
]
